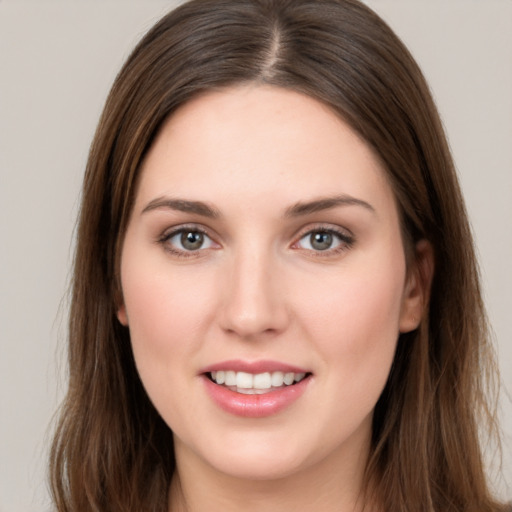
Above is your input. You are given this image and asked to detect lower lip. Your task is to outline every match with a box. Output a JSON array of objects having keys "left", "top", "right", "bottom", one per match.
[{"left": 202, "top": 375, "right": 311, "bottom": 418}]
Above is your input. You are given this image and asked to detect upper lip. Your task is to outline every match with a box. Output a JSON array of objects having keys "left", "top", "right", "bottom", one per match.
[{"left": 200, "top": 359, "right": 310, "bottom": 375}]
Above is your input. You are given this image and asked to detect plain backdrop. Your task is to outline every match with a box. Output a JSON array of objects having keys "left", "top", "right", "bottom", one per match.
[{"left": 0, "top": 1, "right": 510, "bottom": 511}]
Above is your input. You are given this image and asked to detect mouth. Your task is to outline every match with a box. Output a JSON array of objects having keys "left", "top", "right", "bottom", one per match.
[
  {"left": 206, "top": 370, "right": 310, "bottom": 395},
  {"left": 200, "top": 361, "right": 312, "bottom": 417}
]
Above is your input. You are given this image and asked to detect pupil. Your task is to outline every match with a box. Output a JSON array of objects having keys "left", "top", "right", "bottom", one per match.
[
  {"left": 311, "top": 232, "right": 332, "bottom": 251},
  {"left": 181, "top": 231, "right": 203, "bottom": 250}
]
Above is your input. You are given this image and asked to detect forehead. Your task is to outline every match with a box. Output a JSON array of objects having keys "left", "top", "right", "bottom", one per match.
[{"left": 135, "top": 85, "right": 395, "bottom": 217}]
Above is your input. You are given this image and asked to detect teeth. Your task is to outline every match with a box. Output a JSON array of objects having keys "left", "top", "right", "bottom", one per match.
[
  {"left": 271, "top": 371, "right": 284, "bottom": 387},
  {"left": 283, "top": 372, "right": 294, "bottom": 385},
  {"left": 225, "top": 371, "right": 236, "bottom": 386},
  {"left": 253, "top": 372, "right": 271, "bottom": 389},
  {"left": 236, "top": 371, "right": 253, "bottom": 388},
  {"left": 210, "top": 370, "right": 307, "bottom": 391}
]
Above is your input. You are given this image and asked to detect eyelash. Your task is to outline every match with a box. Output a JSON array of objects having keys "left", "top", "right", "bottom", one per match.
[
  {"left": 157, "top": 224, "right": 217, "bottom": 258},
  {"left": 157, "top": 224, "right": 355, "bottom": 258},
  {"left": 292, "top": 225, "right": 355, "bottom": 257}
]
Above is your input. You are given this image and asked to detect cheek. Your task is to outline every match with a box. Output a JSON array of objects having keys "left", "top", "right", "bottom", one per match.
[
  {"left": 295, "top": 254, "right": 406, "bottom": 396},
  {"left": 120, "top": 257, "right": 222, "bottom": 433},
  {"left": 299, "top": 262, "right": 404, "bottom": 341},
  {"left": 120, "top": 251, "right": 218, "bottom": 375}
]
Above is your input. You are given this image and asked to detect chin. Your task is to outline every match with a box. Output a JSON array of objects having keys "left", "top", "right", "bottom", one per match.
[
  {"left": 211, "top": 451, "right": 307, "bottom": 482},
  {"left": 178, "top": 428, "right": 313, "bottom": 482}
]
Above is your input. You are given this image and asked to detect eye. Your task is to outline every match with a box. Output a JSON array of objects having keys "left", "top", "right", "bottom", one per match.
[
  {"left": 161, "top": 227, "right": 217, "bottom": 254},
  {"left": 294, "top": 228, "right": 353, "bottom": 253}
]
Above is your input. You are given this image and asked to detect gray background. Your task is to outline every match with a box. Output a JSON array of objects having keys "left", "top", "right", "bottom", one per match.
[{"left": 0, "top": 1, "right": 510, "bottom": 510}]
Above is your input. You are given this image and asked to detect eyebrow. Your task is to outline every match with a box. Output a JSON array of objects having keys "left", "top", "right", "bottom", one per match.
[
  {"left": 284, "top": 195, "right": 375, "bottom": 217},
  {"left": 141, "top": 194, "right": 375, "bottom": 219},
  {"left": 142, "top": 197, "right": 221, "bottom": 218}
]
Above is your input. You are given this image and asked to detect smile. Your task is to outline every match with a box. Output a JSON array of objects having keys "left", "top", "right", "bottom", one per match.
[
  {"left": 201, "top": 361, "right": 312, "bottom": 418},
  {"left": 209, "top": 370, "right": 308, "bottom": 394}
]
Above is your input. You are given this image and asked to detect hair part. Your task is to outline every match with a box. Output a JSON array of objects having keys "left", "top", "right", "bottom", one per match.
[{"left": 50, "top": 1, "right": 505, "bottom": 510}]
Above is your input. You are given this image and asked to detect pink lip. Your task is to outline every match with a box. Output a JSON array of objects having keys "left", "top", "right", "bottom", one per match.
[
  {"left": 200, "top": 360, "right": 312, "bottom": 418},
  {"left": 200, "top": 359, "right": 309, "bottom": 374}
]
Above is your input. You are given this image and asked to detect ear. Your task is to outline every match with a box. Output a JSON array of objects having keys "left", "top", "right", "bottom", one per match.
[
  {"left": 113, "top": 278, "right": 129, "bottom": 326},
  {"left": 399, "top": 239, "right": 434, "bottom": 333},
  {"left": 117, "top": 303, "right": 129, "bottom": 326}
]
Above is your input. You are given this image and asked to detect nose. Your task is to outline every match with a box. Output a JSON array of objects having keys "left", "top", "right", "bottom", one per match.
[{"left": 218, "top": 247, "right": 290, "bottom": 339}]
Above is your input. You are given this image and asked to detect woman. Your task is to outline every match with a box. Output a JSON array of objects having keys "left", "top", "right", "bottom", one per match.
[{"left": 49, "top": 0, "right": 508, "bottom": 510}]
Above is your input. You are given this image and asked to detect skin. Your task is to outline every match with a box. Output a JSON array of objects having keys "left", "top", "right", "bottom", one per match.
[{"left": 117, "top": 85, "right": 431, "bottom": 512}]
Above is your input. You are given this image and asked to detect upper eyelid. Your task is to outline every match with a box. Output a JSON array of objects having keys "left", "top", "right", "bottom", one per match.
[
  {"left": 160, "top": 223, "right": 214, "bottom": 239},
  {"left": 293, "top": 223, "right": 354, "bottom": 240}
]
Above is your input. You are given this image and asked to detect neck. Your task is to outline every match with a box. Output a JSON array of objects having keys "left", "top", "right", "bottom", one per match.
[{"left": 168, "top": 434, "right": 378, "bottom": 512}]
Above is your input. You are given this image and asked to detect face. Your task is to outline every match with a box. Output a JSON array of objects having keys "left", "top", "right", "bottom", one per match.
[{"left": 118, "top": 85, "right": 425, "bottom": 483}]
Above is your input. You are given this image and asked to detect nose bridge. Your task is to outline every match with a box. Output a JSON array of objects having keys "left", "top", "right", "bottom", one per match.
[{"left": 220, "top": 240, "right": 288, "bottom": 338}]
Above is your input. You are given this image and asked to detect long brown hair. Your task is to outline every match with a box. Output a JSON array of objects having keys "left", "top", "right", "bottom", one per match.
[{"left": 50, "top": 1, "right": 506, "bottom": 510}]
